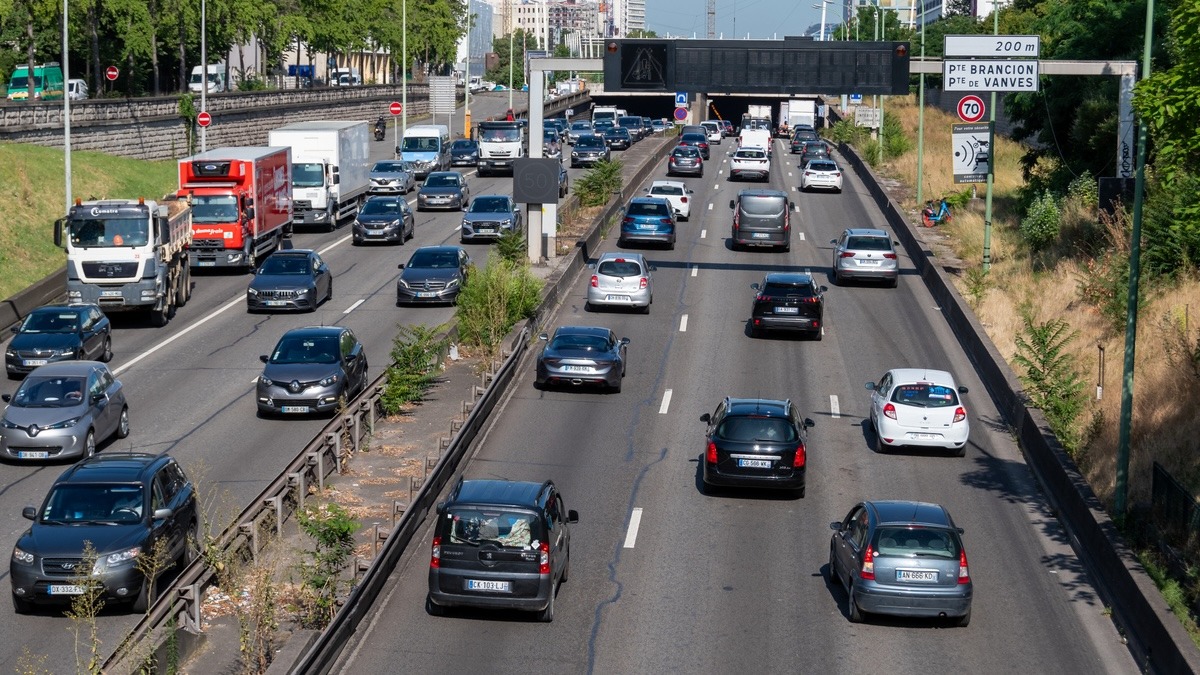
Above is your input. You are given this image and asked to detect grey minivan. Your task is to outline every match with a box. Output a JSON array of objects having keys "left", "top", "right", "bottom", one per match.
[{"left": 730, "top": 189, "right": 795, "bottom": 252}]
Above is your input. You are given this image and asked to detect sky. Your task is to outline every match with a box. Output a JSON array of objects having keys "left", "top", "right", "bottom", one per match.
[{"left": 645, "top": 0, "right": 839, "bottom": 40}]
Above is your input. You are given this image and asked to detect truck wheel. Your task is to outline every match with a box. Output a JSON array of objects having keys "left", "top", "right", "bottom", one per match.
[
  {"left": 182, "top": 265, "right": 193, "bottom": 304},
  {"left": 151, "top": 305, "right": 169, "bottom": 327}
]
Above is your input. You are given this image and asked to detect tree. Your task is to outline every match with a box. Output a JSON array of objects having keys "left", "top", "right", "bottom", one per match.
[
  {"left": 945, "top": 0, "right": 972, "bottom": 17},
  {"left": 485, "top": 28, "right": 537, "bottom": 90},
  {"left": 626, "top": 28, "right": 657, "bottom": 38},
  {"left": 1132, "top": 0, "right": 1200, "bottom": 184}
]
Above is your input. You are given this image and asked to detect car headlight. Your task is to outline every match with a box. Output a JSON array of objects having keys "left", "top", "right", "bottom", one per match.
[
  {"left": 1, "top": 418, "right": 18, "bottom": 429},
  {"left": 43, "top": 417, "right": 82, "bottom": 430},
  {"left": 389, "top": 219, "right": 401, "bottom": 228},
  {"left": 12, "top": 547, "right": 33, "bottom": 566},
  {"left": 352, "top": 220, "right": 363, "bottom": 229},
  {"left": 97, "top": 546, "right": 141, "bottom": 571},
  {"left": 500, "top": 219, "right": 513, "bottom": 229},
  {"left": 318, "top": 374, "right": 340, "bottom": 387},
  {"left": 571, "top": 152, "right": 579, "bottom": 158},
  {"left": 397, "top": 278, "right": 410, "bottom": 289},
  {"left": 247, "top": 287, "right": 259, "bottom": 296},
  {"left": 4, "top": 348, "right": 13, "bottom": 357},
  {"left": 259, "top": 375, "right": 274, "bottom": 386},
  {"left": 446, "top": 277, "right": 461, "bottom": 289}
]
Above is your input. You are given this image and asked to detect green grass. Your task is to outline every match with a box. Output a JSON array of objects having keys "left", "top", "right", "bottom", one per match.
[
  {"left": 0, "top": 143, "right": 177, "bottom": 300},
  {"left": 1137, "top": 548, "right": 1200, "bottom": 649}
]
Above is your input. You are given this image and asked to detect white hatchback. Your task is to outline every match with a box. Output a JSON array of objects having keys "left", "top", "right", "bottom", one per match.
[
  {"left": 729, "top": 146, "right": 771, "bottom": 182},
  {"left": 800, "top": 159, "right": 844, "bottom": 192},
  {"left": 645, "top": 180, "right": 694, "bottom": 221},
  {"left": 866, "top": 368, "right": 970, "bottom": 456}
]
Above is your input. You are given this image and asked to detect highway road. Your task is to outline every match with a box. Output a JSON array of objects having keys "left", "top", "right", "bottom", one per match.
[
  {"left": 333, "top": 134, "right": 1139, "bottom": 674},
  {"left": 0, "top": 91, "right": 585, "bottom": 674}
]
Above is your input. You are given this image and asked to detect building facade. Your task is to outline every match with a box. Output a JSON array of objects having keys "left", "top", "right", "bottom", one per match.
[{"left": 458, "top": 0, "right": 496, "bottom": 77}]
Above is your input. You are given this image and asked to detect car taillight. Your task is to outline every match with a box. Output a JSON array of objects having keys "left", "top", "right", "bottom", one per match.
[
  {"left": 953, "top": 406, "right": 967, "bottom": 423},
  {"left": 706, "top": 440, "right": 718, "bottom": 463},
  {"left": 755, "top": 294, "right": 766, "bottom": 302},
  {"left": 623, "top": 217, "right": 634, "bottom": 224},
  {"left": 804, "top": 171, "right": 814, "bottom": 176},
  {"left": 860, "top": 545, "right": 875, "bottom": 580},
  {"left": 835, "top": 172, "right": 841, "bottom": 177},
  {"left": 539, "top": 541, "right": 551, "bottom": 575},
  {"left": 883, "top": 403, "right": 897, "bottom": 420},
  {"left": 681, "top": 196, "right": 688, "bottom": 203},
  {"left": 639, "top": 277, "right": 648, "bottom": 289},
  {"left": 661, "top": 218, "right": 673, "bottom": 224},
  {"left": 840, "top": 251, "right": 855, "bottom": 258},
  {"left": 430, "top": 536, "right": 442, "bottom": 569},
  {"left": 958, "top": 548, "right": 971, "bottom": 584},
  {"left": 700, "top": 143, "right": 708, "bottom": 149},
  {"left": 793, "top": 442, "right": 806, "bottom": 467},
  {"left": 883, "top": 253, "right": 897, "bottom": 259},
  {"left": 590, "top": 275, "right": 598, "bottom": 287}
]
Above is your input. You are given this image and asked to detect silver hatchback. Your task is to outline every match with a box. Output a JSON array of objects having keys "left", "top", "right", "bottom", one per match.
[
  {"left": 586, "top": 252, "right": 654, "bottom": 313},
  {"left": 830, "top": 228, "right": 900, "bottom": 287},
  {"left": 0, "top": 361, "right": 129, "bottom": 461}
]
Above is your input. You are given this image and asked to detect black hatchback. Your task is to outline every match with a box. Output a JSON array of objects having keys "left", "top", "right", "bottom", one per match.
[
  {"left": 6, "top": 304, "right": 112, "bottom": 378},
  {"left": 427, "top": 478, "right": 578, "bottom": 622},
  {"left": 700, "top": 397, "right": 814, "bottom": 497},
  {"left": 749, "top": 272, "right": 826, "bottom": 340}
]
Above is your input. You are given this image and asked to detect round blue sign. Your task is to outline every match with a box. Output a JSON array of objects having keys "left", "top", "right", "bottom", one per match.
[{"left": 673, "top": 107, "right": 688, "bottom": 121}]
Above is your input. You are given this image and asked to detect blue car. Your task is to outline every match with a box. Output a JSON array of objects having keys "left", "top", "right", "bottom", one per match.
[{"left": 618, "top": 197, "right": 676, "bottom": 250}]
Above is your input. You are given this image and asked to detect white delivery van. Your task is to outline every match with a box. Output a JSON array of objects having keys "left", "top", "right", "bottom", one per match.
[
  {"left": 188, "top": 64, "right": 227, "bottom": 93},
  {"left": 399, "top": 125, "right": 451, "bottom": 178}
]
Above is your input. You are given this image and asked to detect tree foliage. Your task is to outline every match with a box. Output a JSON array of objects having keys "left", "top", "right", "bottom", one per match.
[
  {"left": 485, "top": 28, "right": 538, "bottom": 90},
  {"left": 1132, "top": 0, "right": 1200, "bottom": 184}
]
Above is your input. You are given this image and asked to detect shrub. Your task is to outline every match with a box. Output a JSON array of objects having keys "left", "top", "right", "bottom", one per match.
[
  {"left": 237, "top": 76, "right": 268, "bottom": 91},
  {"left": 380, "top": 325, "right": 448, "bottom": 414},
  {"left": 827, "top": 119, "right": 867, "bottom": 145},
  {"left": 881, "top": 111, "right": 911, "bottom": 157},
  {"left": 1011, "top": 313, "right": 1087, "bottom": 453},
  {"left": 455, "top": 257, "right": 543, "bottom": 357},
  {"left": 294, "top": 502, "right": 359, "bottom": 629},
  {"left": 495, "top": 229, "right": 526, "bottom": 264},
  {"left": 573, "top": 159, "right": 624, "bottom": 207},
  {"left": 1142, "top": 170, "right": 1200, "bottom": 278},
  {"left": 1020, "top": 190, "right": 1061, "bottom": 251},
  {"left": 1066, "top": 170, "right": 1099, "bottom": 209}
]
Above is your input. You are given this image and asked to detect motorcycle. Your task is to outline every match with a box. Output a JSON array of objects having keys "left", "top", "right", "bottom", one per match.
[
  {"left": 921, "top": 198, "right": 952, "bottom": 227},
  {"left": 374, "top": 117, "right": 387, "bottom": 142}
]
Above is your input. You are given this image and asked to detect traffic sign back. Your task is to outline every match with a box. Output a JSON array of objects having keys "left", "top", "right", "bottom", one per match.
[{"left": 956, "top": 95, "right": 985, "bottom": 123}]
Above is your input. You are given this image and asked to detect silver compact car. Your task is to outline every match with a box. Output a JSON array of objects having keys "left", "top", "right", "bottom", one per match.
[
  {"left": 829, "top": 500, "right": 973, "bottom": 626},
  {"left": 0, "top": 361, "right": 129, "bottom": 461},
  {"left": 417, "top": 171, "right": 470, "bottom": 211},
  {"left": 368, "top": 160, "right": 416, "bottom": 195},
  {"left": 246, "top": 249, "right": 333, "bottom": 312},
  {"left": 535, "top": 326, "right": 629, "bottom": 393},
  {"left": 586, "top": 252, "right": 654, "bottom": 313},
  {"left": 256, "top": 326, "right": 369, "bottom": 417},
  {"left": 830, "top": 229, "right": 900, "bottom": 287}
]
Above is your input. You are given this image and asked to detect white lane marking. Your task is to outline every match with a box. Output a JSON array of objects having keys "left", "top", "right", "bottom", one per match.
[
  {"left": 343, "top": 299, "right": 366, "bottom": 314},
  {"left": 113, "top": 294, "right": 246, "bottom": 376},
  {"left": 788, "top": 171, "right": 793, "bottom": 177},
  {"left": 691, "top": 265, "right": 698, "bottom": 277},
  {"left": 799, "top": 232, "right": 806, "bottom": 241},
  {"left": 623, "top": 507, "right": 644, "bottom": 549},
  {"left": 659, "top": 389, "right": 673, "bottom": 414},
  {"left": 713, "top": 183, "right": 719, "bottom": 190},
  {"left": 318, "top": 235, "right": 352, "bottom": 255},
  {"left": 679, "top": 314, "right": 689, "bottom": 332},
  {"left": 708, "top": 203, "right": 713, "bottom": 210},
  {"left": 700, "top": 229, "right": 707, "bottom": 239},
  {"left": 830, "top": 395, "right": 841, "bottom": 419}
]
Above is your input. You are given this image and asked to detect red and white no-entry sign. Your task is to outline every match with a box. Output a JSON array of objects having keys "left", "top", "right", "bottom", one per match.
[
  {"left": 389, "top": 101, "right": 403, "bottom": 115},
  {"left": 957, "top": 95, "right": 986, "bottom": 123},
  {"left": 104, "top": 65, "right": 119, "bottom": 81},
  {"left": 196, "top": 111, "right": 212, "bottom": 127}
]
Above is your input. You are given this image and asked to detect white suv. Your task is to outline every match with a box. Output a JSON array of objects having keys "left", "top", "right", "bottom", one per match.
[
  {"left": 729, "top": 146, "right": 771, "bottom": 182},
  {"left": 645, "top": 180, "right": 694, "bottom": 221},
  {"left": 587, "top": 252, "right": 654, "bottom": 313}
]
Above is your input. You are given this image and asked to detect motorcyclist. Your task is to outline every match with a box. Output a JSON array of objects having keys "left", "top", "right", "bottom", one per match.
[{"left": 374, "top": 116, "right": 387, "bottom": 141}]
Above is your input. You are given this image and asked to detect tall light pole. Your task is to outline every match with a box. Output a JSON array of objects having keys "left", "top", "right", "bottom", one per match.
[
  {"left": 62, "top": 0, "right": 71, "bottom": 211},
  {"left": 402, "top": 0, "right": 408, "bottom": 137},
  {"left": 815, "top": 0, "right": 832, "bottom": 41},
  {"left": 464, "top": 3, "right": 472, "bottom": 138},
  {"left": 200, "top": 0, "right": 207, "bottom": 153},
  {"left": 914, "top": 0, "right": 927, "bottom": 205},
  {"left": 508, "top": 30, "right": 514, "bottom": 110}
]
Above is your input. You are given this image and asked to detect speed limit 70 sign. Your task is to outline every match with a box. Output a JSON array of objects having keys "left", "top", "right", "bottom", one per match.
[{"left": 957, "top": 95, "right": 986, "bottom": 123}]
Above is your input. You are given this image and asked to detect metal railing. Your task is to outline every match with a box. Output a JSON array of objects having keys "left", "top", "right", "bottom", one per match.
[{"left": 1152, "top": 462, "right": 1200, "bottom": 565}]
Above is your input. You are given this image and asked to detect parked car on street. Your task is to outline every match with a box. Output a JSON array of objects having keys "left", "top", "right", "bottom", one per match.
[
  {"left": 535, "top": 326, "right": 629, "bottom": 392},
  {"left": 246, "top": 249, "right": 333, "bottom": 312},
  {"left": 0, "top": 361, "right": 128, "bottom": 461},
  {"left": 396, "top": 245, "right": 472, "bottom": 305},
  {"left": 256, "top": 325, "right": 368, "bottom": 417},
  {"left": 5, "top": 304, "right": 112, "bottom": 378}
]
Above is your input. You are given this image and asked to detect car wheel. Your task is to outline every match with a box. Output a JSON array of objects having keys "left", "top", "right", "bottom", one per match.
[
  {"left": 12, "top": 594, "right": 33, "bottom": 614},
  {"left": 99, "top": 336, "right": 113, "bottom": 362},
  {"left": 813, "top": 329, "right": 823, "bottom": 342},
  {"left": 425, "top": 594, "right": 445, "bottom": 616},
  {"left": 184, "top": 518, "right": 202, "bottom": 566},
  {"left": 796, "top": 485, "right": 806, "bottom": 498},
  {"left": 750, "top": 325, "right": 763, "bottom": 339},
  {"left": 640, "top": 304, "right": 650, "bottom": 315},
  {"left": 888, "top": 276, "right": 898, "bottom": 289},
  {"left": 116, "top": 406, "right": 130, "bottom": 439},
  {"left": 832, "top": 269, "right": 842, "bottom": 286},
  {"left": 872, "top": 422, "right": 888, "bottom": 454},
  {"left": 584, "top": 301, "right": 594, "bottom": 313},
  {"left": 957, "top": 607, "right": 971, "bottom": 627},
  {"left": 848, "top": 588, "right": 865, "bottom": 623},
  {"left": 611, "top": 380, "right": 622, "bottom": 394},
  {"left": 538, "top": 586, "right": 556, "bottom": 622},
  {"left": 828, "top": 544, "right": 840, "bottom": 584},
  {"left": 955, "top": 444, "right": 966, "bottom": 458},
  {"left": 83, "top": 430, "right": 96, "bottom": 458},
  {"left": 560, "top": 551, "right": 570, "bottom": 583}
]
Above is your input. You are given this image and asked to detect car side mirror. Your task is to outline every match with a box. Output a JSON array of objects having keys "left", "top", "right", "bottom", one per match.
[
  {"left": 91, "top": 393, "right": 105, "bottom": 405},
  {"left": 259, "top": 354, "right": 270, "bottom": 364},
  {"left": 9, "top": 325, "right": 18, "bottom": 334},
  {"left": 750, "top": 282, "right": 761, "bottom": 291},
  {"left": 1, "top": 394, "right": 10, "bottom": 403},
  {"left": 819, "top": 285, "right": 828, "bottom": 293},
  {"left": 894, "top": 241, "right": 901, "bottom": 247},
  {"left": 804, "top": 418, "right": 816, "bottom": 428},
  {"left": 699, "top": 412, "right": 712, "bottom": 424},
  {"left": 729, "top": 199, "right": 735, "bottom": 209},
  {"left": 152, "top": 507, "right": 174, "bottom": 520},
  {"left": 958, "top": 386, "right": 969, "bottom": 394},
  {"left": 688, "top": 189, "right": 695, "bottom": 194},
  {"left": 567, "top": 509, "right": 580, "bottom": 524},
  {"left": 829, "top": 522, "right": 842, "bottom": 531},
  {"left": 538, "top": 333, "right": 549, "bottom": 342},
  {"left": 22, "top": 506, "right": 36, "bottom": 521},
  {"left": 865, "top": 382, "right": 876, "bottom": 390},
  {"left": 397, "top": 263, "right": 406, "bottom": 269},
  {"left": 829, "top": 239, "right": 838, "bottom": 245},
  {"left": 619, "top": 337, "right": 630, "bottom": 346}
]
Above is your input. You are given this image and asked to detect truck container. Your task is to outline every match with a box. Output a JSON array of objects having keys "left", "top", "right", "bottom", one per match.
[
  {"left": 475, "top": 120, "right": 528, "bottom": 176},
  {"left": 398, "top": 124, "right": 451, "bottom": 178},
  {"left": 55, "top": 196, "right": 193, "bottom": 327},
  {"left": 787, "top": 99, "right": 817, "bottom": 131},
  {"left": 268, "top": 120, "right": 371, "bottom": 230},
  {"left": 742, "top": 105, "right": 773, "bottom": 131},
  {"left": 177, "top": 146, "right": 292, "bottom": 269}
]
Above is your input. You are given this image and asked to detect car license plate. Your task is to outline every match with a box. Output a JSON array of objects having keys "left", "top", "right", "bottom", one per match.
[
  {"left": 639, "top": 224, "right": 656, "bottom": 230},
  {"left": 18, "top": 451, "right": 49, "bottom": 459},
  {"left": 752, "top": 232, "right": 770, "bottom": 239},
  {"left": 281, "top": 405, "right": 310, "bottom": 414},
  {"left": 48, "top": 585, "right": 86, "bottom": 595},
  {"left": 775, "top": 307, "right": 799, "bottom": 314},
  {"left": 264, "top": 300, "right": 288, "bottom": 307},
  {"left": 467, "top": 579, "right": 511, "bottom": 592},
  {"left": 101, "top": 290, "right": 122, "bottom": 297},
  {"left": 606, "top": 295, "right": 631, "bottom": 301},
  {"left": 737, "top": 458, "right": 773, "bottom": 468},
  {"left": 416, "top": 292, "right": 437, "bottom": 298},
  {"left": 478, "top": 228, "right": 495, "bottom": 233},
  {"left": 861, "top": 260, "right": 882, "bottom": 266},
  {"left": 23, "top": 359, "right": 48, "bottom": 367},
  {"left": 912, "top": 433, "right": 940, "bottom": 440},
  {"left": 561, "top": 365, "right": 591, "bottom": 373},
  {"left": 198, "top": 261, "right": 216, "bottom": 267},
  {"left": 897, "top": 569, "right": 938, "bottom": 582}
]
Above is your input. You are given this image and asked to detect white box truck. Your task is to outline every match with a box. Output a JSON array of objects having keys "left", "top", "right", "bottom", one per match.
[
  {"left": 268, "top": 120, "right": 371, "bottom": 231},
  {"left": 787, "top": 99, "right": 817, "bottom": 130}
]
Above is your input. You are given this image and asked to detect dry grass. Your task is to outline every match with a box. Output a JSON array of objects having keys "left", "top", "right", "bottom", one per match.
[{"left": 874, "top": 95, "right": 1200, "bottom": 506}]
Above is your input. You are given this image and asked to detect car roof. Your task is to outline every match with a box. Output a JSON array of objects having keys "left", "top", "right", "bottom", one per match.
[
  {"left": 725, "top": 397, "right": 790, "bottom": 416},
  {"left": 413, "top": 245, "right": 463, "bottom": 254},
  {"left": 280, "top": 325, "right": 346, "bottom": 340},
  {"left": 451, "top": 479, "right": 549, "bottom": 509},
  {"left": 553, "top": 325, "right": 612, "bottom": 339},
  {"left": 764, "top": 272, "right": 815, "bottom": 286},
  {"left": 885, "top": 368, "right": 958, "bottom": 387},
  {"left": 29, "top": 305, "right": 90, "bottom": 314},
  {"left": 843, "top": 228, "right": 889, "bottom": 238},
  {"left": 54, "top": 452, "right": 166, "bottom": 484},
  {"left": 425, "top": 171, "right": 459, "bottom": 178},
  {"left": 867, "top": 500, "right": 955, "bottom": 528},
  {"left": 24, "top": 361, "right": 104, "bottom": 377},
  {"left": 629, "top": 196, "right": 671, "bottom": 206},
  {"left": 650, "top": 180, "right": 686, "bottom": 190},
  {"left": 596, "top": 251, "right": 646, "bottom": 263},
  {"left": 734, "top": 146, "right": 768, "bottom": 154},
  {"left": 738, "top": 189, "right": 788, "bottom": 198},
  {"left": 267, "top": 248, "right": 316, "bottom": 257}
]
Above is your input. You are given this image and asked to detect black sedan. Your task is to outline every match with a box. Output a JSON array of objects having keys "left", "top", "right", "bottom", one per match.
[
  {"left": 417, "top": 171, "right": 470, "bottom": 211},
  {"left": 5, "top": 304, "right": 112, "bottom": 378},
  {"left": 535, "top": 326, "right": 629, "bottom": 393},
  {"left": 245, "top": 249, "right": 333, "bottom": 312},
  {"left": 352, "top": 195, "right": 415, "bottom": 245},
  {"left": 396, "top": 245, "right": 472, "bottom": 305},
  {"left": 450, "top": 139, "right": 479, "bottom": 167},
  {"left": 603, "top": 127, "right": 633, "bottom": 150}
]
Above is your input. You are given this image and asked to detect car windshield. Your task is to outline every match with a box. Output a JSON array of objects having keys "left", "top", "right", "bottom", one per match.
[
  {"left": 570, "top": 122, "right": 591, "bottom": 131},
  {"left": 846, "top": 236, "right": 891, "bottom": 251},
  {"left": 736, "top": 149, "right": 767, "bottom": 159},
  {"left": 401, "top": 136, "right": 440, "bottom": 152},
  {"left": 550, "top": 334, "right": 611, "bottom": 351},
  {"left": 469, "top": 197, "right": 511, "bottom": 213},
  {"left": 651, "top": 185, "right": 684, "bottom": 196},
  {"left": 360, "top": 198, "right": 404, "bottom": 215},
  {"left": 270, "top": 336, "right": 339, "bottom": 364},
  {"left": 372, "top": 162, "right": 407, "bottom": 173},
  {"left": 716, "top": 415, "right": 798, "bottom": 443},
  {"left": 68, "top": 216, "right": 151, "bottom": 247},
  {"left": 481, "top": 127, "right": 520, "bottom": 142},
  {"left": 39, "top": 483, "right": 145, "bottom": 524},
  {"left": 606, "top": 128, "right": 628, "bottom": 137},
  {"left": 424, "top": 174, "right": 460, "bottom": 188},
  {"left": 874, "top": 526, "right": 960, "bottom": 559},
  {"left": 598, "top": 260, "right": 643, "bottom": 277},
  {"left": 11, "top": 376, "right": 87, "bottom": 408},
  {"left": 259, "top": 256, "right": 311, "bottom": 275},
  {"left": 577, "top": 137, "right": 604, "bottom": 149},
  {"left": 408, "top": 250, "right": 461, "bottom": 269},
  {"left": 443, "top": 508, "right": 542, "bottom": 548},
  {"left": 891, "top": 383, "right": 961, "bottom": 408},
  {"left": 292, "top": 162, "right": 325, "bottom": 188},
  {"left": 451, "top": 140, "right": 476, "bottom": 151},
  {"left": 21, "top": 311, "right": 81, "bottom": 333},
  {"left": 739, "top": 196, "right": 786, "bottom": 216},
  {"left": 628, "top": 202, "right": 671, "bottom": 217}
]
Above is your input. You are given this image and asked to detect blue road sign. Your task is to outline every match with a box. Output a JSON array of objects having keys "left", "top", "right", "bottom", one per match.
[
  {"left": 675, "top": 92, "right": 688, "bottom": 106},
  {"left": 849, "top": 94, "right": 863, "bottom": 105}
]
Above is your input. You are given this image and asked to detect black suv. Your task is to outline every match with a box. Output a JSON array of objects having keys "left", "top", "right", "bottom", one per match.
[
  {"left": 10, "top": 452, "right": 199, "bottom": 613},
  {"left": 427, "top": 478, "right": 578, "bottom": 622},
  {"left": 749, "top": 272, "right": 826, "bottom": 339},
  {"left": 700, "top": 398, "right": 814, "bottom": 497},
  {"left": 6, "top": 303, "right": 112, "bottom": 378}
]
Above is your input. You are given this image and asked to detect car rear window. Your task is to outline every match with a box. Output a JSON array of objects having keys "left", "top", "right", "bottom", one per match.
[
  {"left": 804, "top": 142, "right": 828, "bottom": 152},
  {"left": 680, "top": 133, "right": 707, "bottom": 143},
  {"left": 651, "top": 185, "right": 684, "bottom": 196},
  {"left": 891, "top": 383, "right": 960, "bottom": 408},
  {"left": 846, "top": 236, "right": 892, "bottom": 251},
  {"left": 874, "top": 527, "right": 960, "bottom": 559},
  {"left": 628, "top": 202, "right": 671, "bottom": 217},
  {"left": 736, "top": 149, "right": 767, "bottom": 159},
  {"left": 716, "top": 416, "right": 798, "bottom": 442},
  {"left": 440, "top": 508, "right": 544, "bottom": 548},
  {"left": 762, "top": 281, "right": 816, "bottom": 297},
  {"left": 598, "top": 259, "right": 643, "bottom": 277},
  {"left": 672, "top": 147, "right": 700, "bottom": 157},
  {"left": 808, "top": 161, "right": 838, "bottom": 172},
  {"left": 739, "top": 195, "right": 786, "bottom": 216}
]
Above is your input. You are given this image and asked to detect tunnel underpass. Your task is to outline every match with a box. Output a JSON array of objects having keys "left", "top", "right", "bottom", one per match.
[{"left": 588, "top": 94, "right": 824, "bottom": 129}]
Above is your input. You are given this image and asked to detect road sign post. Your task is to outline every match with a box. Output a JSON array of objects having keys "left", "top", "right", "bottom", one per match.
[{"left": 956, "top": 95, "right": 986, "bottom": 123}]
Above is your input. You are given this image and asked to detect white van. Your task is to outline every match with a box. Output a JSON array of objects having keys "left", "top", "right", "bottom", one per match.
[
  {"left": 330, "top": 68, "right": 362, "bottom": 86},
  {"left": 399, "top": 124, "right": 452, "bottom": 178},
  {"left": 188, "top": 64, "right": 227, "bottom": 93},
  {"left": 67, "top": 78, "right": 88, "bottom": 100}
]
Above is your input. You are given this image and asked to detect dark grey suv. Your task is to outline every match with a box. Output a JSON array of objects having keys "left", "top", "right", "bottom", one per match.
[
  {"left": 10, "top": 452, "right": 199, "bottom": 613},
  {"left": 427, "top": 478, "right": 578, "bottom": 622},
  {"left": 700, "top": 397, "right": 814, "bottom": 497}
]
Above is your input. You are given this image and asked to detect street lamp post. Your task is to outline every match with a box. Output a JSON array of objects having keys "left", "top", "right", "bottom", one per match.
[
  {"left": 402, "top": 0, "right": 407, "bottom": 137},
  {"left": 915, "top": 1, "right": 927, "bottom": 205},
  {"left": 508, "top": 31, "right": 514, "bottom": 110},
  {"left": 464, "top": 3, "right": 472, "bottom": 138},
  {"left": 815, "top": 0, "right": 832, "bottom": 41},
  {"left": 200, "top": 0, "right": 207, "bottom": 153},
  {"left": 62, "top": 0, "right": 71, "bottom": 211}
]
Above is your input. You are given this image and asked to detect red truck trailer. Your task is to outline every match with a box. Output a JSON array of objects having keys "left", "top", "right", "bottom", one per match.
[{"left": 178, "top": 147, "right": 293, "bottom": 269}]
